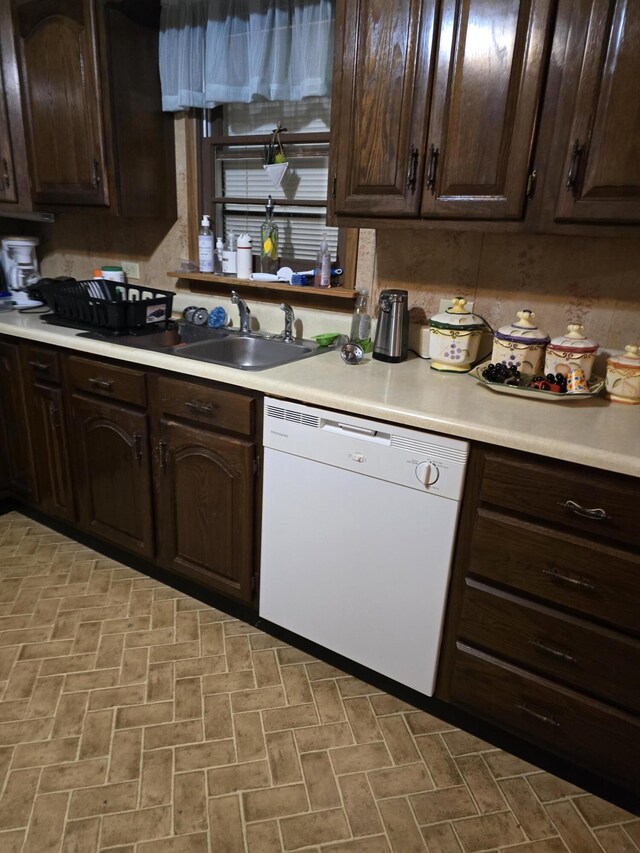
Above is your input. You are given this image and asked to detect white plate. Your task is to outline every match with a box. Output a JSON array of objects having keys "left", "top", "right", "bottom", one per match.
[{"left": 471, "top": 364, "right": 605, "bottom": 402}]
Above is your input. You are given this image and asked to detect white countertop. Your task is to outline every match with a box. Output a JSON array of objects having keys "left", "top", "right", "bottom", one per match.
[{"left": 1, "top": 310, "right": 638, "bottom": 479}]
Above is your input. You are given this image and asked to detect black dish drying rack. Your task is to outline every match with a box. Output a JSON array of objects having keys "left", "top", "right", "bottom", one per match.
[{"left": 38, "top": 278, "right": 174, "bottom": 333}]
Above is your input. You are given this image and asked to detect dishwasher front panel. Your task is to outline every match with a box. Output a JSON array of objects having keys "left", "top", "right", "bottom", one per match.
[{"left": 259, "top": 447, "right": 462, "bottom": 696}]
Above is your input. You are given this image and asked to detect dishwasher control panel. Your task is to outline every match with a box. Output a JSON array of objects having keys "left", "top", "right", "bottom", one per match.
[{"left": 264, "top": 398, "right": 469, "bottom": 501}]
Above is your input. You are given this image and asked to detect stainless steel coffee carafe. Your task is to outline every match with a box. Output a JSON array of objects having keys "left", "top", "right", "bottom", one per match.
[{"left": 372, "top": 289, "right": 409, "bottom": 363}]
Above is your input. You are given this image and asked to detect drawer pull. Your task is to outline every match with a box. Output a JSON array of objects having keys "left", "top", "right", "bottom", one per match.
[
  {"left": 542, "top": 567, "right": 595, "bottom": 591},
  {"left": 88, "top": 377, "right": 114, "bottom": 391},
  {"left": 185, "top": 400, "right": 216, "bottom": 417},
  {"left": 28, "top": 360, "right": 50, "bottom": 372},
  {"left": 516, "top": 703, "right": 560, "bottom": 728},
  {"left": 559, "top": 499, "right": 611, "bottom": 521},
  {"left": 528, "top": 639, "right": 577, "bottom": 665}
]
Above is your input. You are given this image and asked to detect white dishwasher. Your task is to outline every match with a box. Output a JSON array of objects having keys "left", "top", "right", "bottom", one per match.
[{"left": 259, "top": 398, "right": 469, "bottom": 695}]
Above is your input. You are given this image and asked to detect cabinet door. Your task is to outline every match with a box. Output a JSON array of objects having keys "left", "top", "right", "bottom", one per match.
[
  {"left": 553, "top": 0, "right": 640, "bottom": 223},
  {"left": 29, "top": 382, "right": 75, "bottom": 522},
  {"left": 71, "top": 394, "right": 154, "bottom": 558},
  {"left": 156, "top": 419, "right": 256, "bottom": 605},
  {"left": 421, "top": 0, "right": 552, "bottom": 219},
  {"left": 15, "top": 0, "right": 108, "bottom": 206},
  {"left": 332, "top": 0, "right": 437, "bottom": 216},
  {"left": 0, "top": 61, "right": 17, "bottom": 204},
  {"left": 0, "top": 341, "right": 34, "bottom": 498}
]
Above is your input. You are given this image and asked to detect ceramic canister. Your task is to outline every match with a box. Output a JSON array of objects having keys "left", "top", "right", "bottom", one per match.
[
  {"left": 606, "top": 345, "right": 640, "bottom": 404},
  {"left": 544, "top": 324, "right": 599, "bottom": 381},
  {"left": 428, "top": 297, "right": 486, "bottom": 372},
  {"left": 491, "top": 310, "right": 549, "bottom": 374}
]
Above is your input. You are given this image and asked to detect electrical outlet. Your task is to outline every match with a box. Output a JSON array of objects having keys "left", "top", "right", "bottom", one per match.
[
  {"left": 120, "top": 261, "right": 140, "bottom": 280},
  {"left": 438, "top": 297, "right": 474, "bottom": 313}
]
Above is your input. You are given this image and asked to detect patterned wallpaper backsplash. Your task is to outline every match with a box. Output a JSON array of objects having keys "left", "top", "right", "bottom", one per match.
[
  {"left": 35, "top": 112, "right": 638, "bottom": 352},
  {"left": 361, "top": 229, "right": 640, "bottom": 351}
]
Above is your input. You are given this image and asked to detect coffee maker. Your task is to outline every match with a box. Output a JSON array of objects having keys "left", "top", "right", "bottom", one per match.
[
  {"left": 372, "top": 289, "right": 409, "bottom": 363},
  {"left": 0, "top": 236, "right": 42, "bottom": 307}
]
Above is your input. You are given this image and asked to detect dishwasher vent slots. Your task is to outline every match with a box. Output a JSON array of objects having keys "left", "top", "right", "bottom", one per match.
[
  {"left": 266, "top": 404, "right": 321, "bottom": 428},
  {"left": 391, "top": 435, "right": 469, "bottom": 464}
]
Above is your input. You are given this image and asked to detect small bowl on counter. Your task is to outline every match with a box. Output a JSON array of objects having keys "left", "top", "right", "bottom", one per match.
[
  {"left": 491, "top": 310, "right": 549, "bottom": 374},
  {"left": 544, "top": 324, "right": 599, "bottom": 381}
]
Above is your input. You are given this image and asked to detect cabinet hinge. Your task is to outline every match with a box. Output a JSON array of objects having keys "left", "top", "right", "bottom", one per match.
[
  {"left": 525, "top": 169, "right": 537, "bottom": 199},
  {"left": 253, "top": 455, "right": 261, "bottom": 478},
  {"left": 251, "top": 575, "right": 256, "bottom": 593}
]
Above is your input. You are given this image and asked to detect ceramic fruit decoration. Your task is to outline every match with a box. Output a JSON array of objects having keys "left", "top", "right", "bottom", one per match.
[
  {"left": 606, "top": 345, "right": 640, "bottom": 404},
  {"left": 428, "top": 297, "right": 486, "bottom": 372},
  {"left": 544, "top": 324, "right": 599, "bottom": 380},
  {"left": 491, "top": 310, "right": 549, "bottom": 374}
]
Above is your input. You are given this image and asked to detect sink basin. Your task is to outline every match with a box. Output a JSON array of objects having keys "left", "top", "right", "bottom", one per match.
[
  {"left": 174, "top": 333, "right": 323, "bottom": 371},
  {"left": 78, "top": 321, "right": 327, "bottom": 370}
]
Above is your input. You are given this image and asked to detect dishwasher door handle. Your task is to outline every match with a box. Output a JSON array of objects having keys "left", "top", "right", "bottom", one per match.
[{"left": 322, "top": 420, "right": 389, "bottom": 443}]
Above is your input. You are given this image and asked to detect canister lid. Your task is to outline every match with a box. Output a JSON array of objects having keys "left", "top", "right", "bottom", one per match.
[
  {"left": 549, "top": 323, "right": 598, "bottom": 353},
  {"left": 608, "top": 344, "right": 640, "bottom": 368},
  {"left": 495, "top": 309, "right": 549, "bottom": 343},
  {"left": 429, "top": 297, "right": 485, "bottom": 330}
]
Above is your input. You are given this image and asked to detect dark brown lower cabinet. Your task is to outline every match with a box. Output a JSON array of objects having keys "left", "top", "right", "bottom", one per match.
[
  {"left": 71, "top": 393, "right": 154, "bottom": 559},
  {"left": 155, "top": 418, "right": 256, "bottom": 605},
  {"left": 0, "top": 339, "right": 34, "bottom": 499},
  {"left": 27, "top": 380, "right": 75, "bottom": 523},
  {"left": 438, "top": 445, "right": 640, "bottom": 798}
]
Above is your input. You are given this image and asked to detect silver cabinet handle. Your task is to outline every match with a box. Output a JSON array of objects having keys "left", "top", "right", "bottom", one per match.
[
  {"left": 88, "top": 377, "right": 113, "bottom": 391},
  {"left": 542, "top": 568, "right": 595, "bottom": 592},
  {"left": 559, "top": 499, "right": 611, "bottom": 521},
  {"left": 528, "top": 639, "right": 577, "bottom": 665},
  {"left": 516, "top": 703, "right": 560, "bottom": 728},
  {"left": 185, "top": 400, "right": 216, "bottom": 417}
]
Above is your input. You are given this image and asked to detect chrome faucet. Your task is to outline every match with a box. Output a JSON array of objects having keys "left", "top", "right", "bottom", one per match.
[
  {"left": 231, "top": 291, "right": 251, "bottom": 333},
  {"left": 279, "top": 303, "right": 295, "bottom": 343}
]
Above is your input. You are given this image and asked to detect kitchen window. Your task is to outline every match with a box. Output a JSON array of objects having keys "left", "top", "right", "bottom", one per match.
[{"left": 200, "top": 96, "right": 342, "bottom": 267}]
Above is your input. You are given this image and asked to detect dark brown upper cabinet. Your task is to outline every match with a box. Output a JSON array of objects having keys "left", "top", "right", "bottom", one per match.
[
  {"left": 549, "top": 0, "right": 640, "bottom": 225},
  {"left": 330, "top": 0, "right": 553, "bottom": 222},
  {"left": 421, "top": 0, "right": 552, "bottom": 219},
  {"left": 0, "top": 64, "right": 18, "bottom": 204},
  {"left": 330, "top": 0, "right": 437, "bottom": 217},
  {"left": 10, "top": 0, "right": 175, "bottom": 217}
]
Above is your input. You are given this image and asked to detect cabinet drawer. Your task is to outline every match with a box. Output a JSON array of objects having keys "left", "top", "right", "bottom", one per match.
[
  {"left": 450, "top": 645, "right": 640, "bottom": 790},
  {"left": 22, "top": 344, "right": 61, "bottom": 384},
  {"left": 480, "top": 450, "right": 640, "bottom": 548},
  {"left": 67, "top": 357, "right": 147, "bottom": 407},
  {"left": 155, "top": 376, "right": 254, "bottom": 437},
  {"left": 460, "top": 580, "right": 640, "bottom": 714},
  {"left": 470, "top": 510, "right": 640, "bottom": 635}
]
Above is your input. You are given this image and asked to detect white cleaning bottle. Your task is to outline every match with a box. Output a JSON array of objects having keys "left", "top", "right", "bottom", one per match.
[
  {"left": 222, "top": 229, "right": 237, "bottom": 275},
  {"left": 198, "top": 214, "right": 214, "bottom": 273}
]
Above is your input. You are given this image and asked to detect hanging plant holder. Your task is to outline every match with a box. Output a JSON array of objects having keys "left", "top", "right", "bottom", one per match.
[
  {"left": 263, "top": 161, "right": 289, "bottom": 188},
  {"left": 263, "top": 121, "right": 288, "bottom": 188}
]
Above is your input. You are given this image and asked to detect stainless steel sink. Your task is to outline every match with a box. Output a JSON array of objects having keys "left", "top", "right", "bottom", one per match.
[
  {"left": 174, "top": 333, "right": 322, "bottom": 371},
  {"left": 78, "top": 322, "right": 327, "bottom": 371}
]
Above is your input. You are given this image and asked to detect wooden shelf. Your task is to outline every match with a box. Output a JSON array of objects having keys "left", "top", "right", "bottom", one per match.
[{"left": 167, "top": 271, "right": 358, "bottom": 302}]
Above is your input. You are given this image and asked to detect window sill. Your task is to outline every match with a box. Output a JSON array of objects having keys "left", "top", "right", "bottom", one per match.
[{"left": 167, "top": 271, "right": 358, "bottom": 302}]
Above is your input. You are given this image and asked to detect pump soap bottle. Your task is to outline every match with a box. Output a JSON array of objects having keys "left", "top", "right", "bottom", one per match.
[
  {"left": 222, "top": 230, "right": 237, "bottom": 275},
  {"left": 198, "top": 214, "right": 214, "bottom": 273}
]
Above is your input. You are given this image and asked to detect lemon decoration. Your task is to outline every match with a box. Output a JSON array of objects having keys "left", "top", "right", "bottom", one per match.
[{"left": 263, "top": 237, "right": 273, "bottom": 255}]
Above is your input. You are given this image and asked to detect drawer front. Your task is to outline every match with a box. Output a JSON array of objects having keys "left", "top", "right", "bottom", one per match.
[
  {"left": 450, "top": 645, "right": 640, "bottom": 791},
  {"left": 67, "top": 357, "right": 147, "bottom": 407},
  {"left": 155, "top": 376, "right": 254, "bottom": 436},
  {"left": 480, "top": 450, "right": 640, "bottom": 548},
  {"left": 460, "top": 580, "right": 640, "bottom": 714},
  {"left": 471, "top": 510, "right": 640, "bottom": 635},
  {"left": 22, "top": 344, "right": 61, "bottom": 384}
]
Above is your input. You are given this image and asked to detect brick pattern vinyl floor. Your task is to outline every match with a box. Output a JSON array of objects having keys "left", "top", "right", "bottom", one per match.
[{"left": 0, "top": 511, "right": 637, "bottom": 852}]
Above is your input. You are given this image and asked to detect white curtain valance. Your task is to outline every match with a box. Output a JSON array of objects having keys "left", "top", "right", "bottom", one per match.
[{"left": 159, "top": 0, "right": 334, "bottom": 112}]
